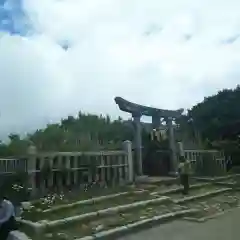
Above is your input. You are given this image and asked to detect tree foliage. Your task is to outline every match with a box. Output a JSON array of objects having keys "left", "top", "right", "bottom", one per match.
[
  {"left": 188, "top": 85, "right": 240, "bottom": 143},
  {"left": 1, "top": 85, "right": 240, "bottom": 157},
  {"left": 0, "top": 112, "right": 134, "bottom": 157}
]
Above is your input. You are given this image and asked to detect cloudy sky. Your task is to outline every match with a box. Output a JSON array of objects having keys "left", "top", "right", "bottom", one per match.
[{"left": 0, "top": 0, "right": 240, "bottom": 139}]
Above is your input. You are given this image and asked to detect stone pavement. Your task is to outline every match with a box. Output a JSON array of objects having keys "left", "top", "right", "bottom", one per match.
[{"left": 120, "top": 208, "right": 240, "bottom": 240}]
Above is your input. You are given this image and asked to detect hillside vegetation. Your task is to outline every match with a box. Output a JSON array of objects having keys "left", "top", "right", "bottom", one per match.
[{"left": 1, "top": 85, "right": 240, "bottom": 156}]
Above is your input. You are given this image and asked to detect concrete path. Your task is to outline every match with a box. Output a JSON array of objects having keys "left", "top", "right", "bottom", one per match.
[{"left": 120, "top": 208, "right": 240, "bottom": 240}]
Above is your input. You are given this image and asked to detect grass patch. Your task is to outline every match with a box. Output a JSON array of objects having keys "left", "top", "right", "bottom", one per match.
[
  {"left": 27, "top": 203, "right": 184, "bottom": 240},
  {"left": 22, "top": 192, "right": 159, "bottom": 221},
  {"left": 31, "top": 185, "right": 133, "bottom": 211}
]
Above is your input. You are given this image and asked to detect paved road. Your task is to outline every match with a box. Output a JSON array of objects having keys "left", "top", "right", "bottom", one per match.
[{"left": 120, "top": 208, "right": 240, "bottom": 240}]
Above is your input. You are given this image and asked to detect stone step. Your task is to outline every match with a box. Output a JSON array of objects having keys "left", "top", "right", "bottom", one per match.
[
  {"left": 193, "top": 174, "right": 240, "bottom": 183},
  {"left": 7, "top": 231, "right": 31, "bottom": 240},
  {"left": 173, "top": 187, "right": 232, "bottom": 204},
  {"left": 183, "top": 191, "right": 240, "bottom": 222},
  {"left": 21, "top": 191, "right": 160, "bottom": 222},
  {"left": 40, "top": 206, "right": 198, "bottom": 240},
  {"left": 135, "top": 176, "right": 177, "bottom": 184}
]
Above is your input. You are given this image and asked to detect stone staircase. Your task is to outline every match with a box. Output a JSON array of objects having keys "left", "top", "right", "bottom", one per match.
[{"left": 17, "top": 174, "right": 240, "bottom": 240}]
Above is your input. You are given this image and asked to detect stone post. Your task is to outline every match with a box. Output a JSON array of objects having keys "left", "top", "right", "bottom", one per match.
[
  {"left": 123, "top": 140, "right": 134, "bottom": 183},
  {"left": 166, "top": 117, "right": 178, "bottom": 172},
  {"left": 177, "top": 141, "right": 184, "bottom": 157},
  {"left": 100, "top": 155, "right": 105, "bottom": 185},
  {"left": 73, "top": 156, "right": 78, "bottom": 186},
  {"left": 66, "top": 156, "right": 71, "bottom": 186},
  {"left": 26, "top": 145, "right": 37, "bottom": 197},
  {"left": 57, "top": 156, "right": 62, "bottom": 189},
  {"left": 112, "top": 157, "right": 118, "bottom": 186},
  {"left": 118, "top": 155, "right": 124, "bottom": 185},
  {"left": 39, "top": 157, "right": 45, "bottom": 192},
  {"left": 106, "top": 155, "right": 111, "bottom": 184},
  {"left": 47, "top": 157, "right": 53, "bottom": 188},
  {"left": 133, "top": 113, "right": 143, "bottom": 176},
  {"left": 27, "top": 156, "right": 36, "bottom": 197}
]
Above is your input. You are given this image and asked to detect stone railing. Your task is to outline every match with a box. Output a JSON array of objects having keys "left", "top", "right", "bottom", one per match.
[
  {"left": 0, "top": 157, "right": 28, "bottom": 174},
  {"left": 184, "top": 150, "right": 226, "bottom": 176},
  {"left": 0, "top": 141, "right": 134, "bottom": 195}
]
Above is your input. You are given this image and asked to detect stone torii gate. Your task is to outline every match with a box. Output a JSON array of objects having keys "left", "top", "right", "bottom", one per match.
[{"left": 115, "top": 97, "right": 184, "bottom": 176}]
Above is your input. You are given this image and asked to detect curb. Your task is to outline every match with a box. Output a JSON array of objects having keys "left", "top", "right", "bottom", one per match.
[
  {"left": 43, "top": 190, "right": 148, "bottom": 214},
  {"left": 183, "top": 212, "right": 225, "bottom": 223},
  {"left": 183, "top": 206, "right": 240, "bottom": 223},
  {"left": 193, "top": 174, "right": 240, "bottom": 183},
  {"left": 135, "top": 177, "right": 177, "bottom": 185},
  {"left": 173, "top": 188, "right": 232, "bottom": 204},
  {"left": 8, "top": 230, "right": 32, "bottom": 240},
  {"left": 213, "top": 182, "right": 237, "bottom": 188},
  {"left": 17, "top": 219, "right": 44, "bottom": 234},
  {"left": 158, "top": 183, "right": 211, "bottom": 195},
  {"left": 46, "top": 196, "right": 170, "bottom": 228},
  {"left": 20, "top": 196, "right": 170, "bottom": 233},
  {"left": 75, "top": 209, "right": 199, "bottom": 240}
]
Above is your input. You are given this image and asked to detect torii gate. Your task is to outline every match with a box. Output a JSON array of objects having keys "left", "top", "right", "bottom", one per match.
[{"left": 115, "top": 97, "right": 184, "bottom": 176}]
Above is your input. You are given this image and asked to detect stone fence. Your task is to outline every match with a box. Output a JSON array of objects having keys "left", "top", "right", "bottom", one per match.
[
  {"left": 0, "top": 158, "right": 28, "bottom": 173},
  {"left": 0, "top": 141, "right": 134, "bottom": 195},
  {"left": 0, "top": 143, "right": 229, "bottom": 193},
  {"left": 184, "top": 150, "right": 226, "bottom": 176}
]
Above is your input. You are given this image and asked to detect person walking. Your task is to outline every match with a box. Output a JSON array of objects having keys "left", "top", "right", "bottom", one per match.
[
  {"left": 0, "top": 196, "right": 18, "bottom": 240},
  {"left": 178, "top": 156, "right": 191, "bottom": 195}
]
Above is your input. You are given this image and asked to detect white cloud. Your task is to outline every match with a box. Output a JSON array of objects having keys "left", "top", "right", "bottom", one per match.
[{"left": 0, "top": 0, "right": 240, "bottom": 138}]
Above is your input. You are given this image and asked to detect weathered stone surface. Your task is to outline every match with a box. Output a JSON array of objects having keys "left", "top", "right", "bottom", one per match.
[
  {"left": 95, "top": 224, "right": 104, "bottom": 231},
  {"left": 97, "top": 207, "right": 119, "bottom": 215},
  {"left": 76, "top": 236, "right": 94, "bottom": 240},
  {"left": 194, "top": 174, "right": 240, "bottom": 183},
  {"left": 44, "top": 233, "right": 53, "bottom": 238},
  {"left": 17, "top": 219, "right": 44, "bottom": 235},
  {"left": 126, "top": 219, "right": 151, "bottom": 229},
  {"left": 21, "top": 202, "right": 32, "bottom": 211},
  {"left": 47, "top": 219, "right": 66, "bottom": 227},
  {"left": 7, "top": 231, "right": 31, "bottom": 240},
  {"left": 174, "top": 188, "right": 231, "bottom": 204},
  {"left": 39, "top": 220, "right": 49, "bottom": 224},
  {"left": 56, "top": 232, "right": 68, "bottom": 240},
  {"left": 47, "top": 211, "right": 98, "bottom": 228},
  {"left": 94, "top": 225, "right": 128, "bottom": 239},
  {"left": 159, "top": 183, "right": 211, "bottom": 195}
]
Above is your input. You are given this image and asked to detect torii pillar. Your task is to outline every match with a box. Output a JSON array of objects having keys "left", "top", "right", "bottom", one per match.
[
  {"left": 132, "top": 113, "right": 143, "bottom": 176},
  {"left": 166, "top": 117, "right": 178, "bottom": 172}
]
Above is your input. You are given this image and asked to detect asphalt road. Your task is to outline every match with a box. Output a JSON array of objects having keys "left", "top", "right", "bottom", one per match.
[{"left": 120, "top": 208, "right": 240, "bottom": 240}]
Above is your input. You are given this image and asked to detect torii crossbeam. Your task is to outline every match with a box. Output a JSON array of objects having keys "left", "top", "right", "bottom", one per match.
[{"left": 115, "top": 97, "right": 184, "bottom": 175}]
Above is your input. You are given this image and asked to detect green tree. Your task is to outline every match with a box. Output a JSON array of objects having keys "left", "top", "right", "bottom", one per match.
[
  {"left": 0, "top": 112, "right": 135, "bottom": 156},
  {"left": 188, "top": 85, "right": 240, "bottom": 142},
  {"left": 7, "top": 134, "right": 29, "bottom": 156}
]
